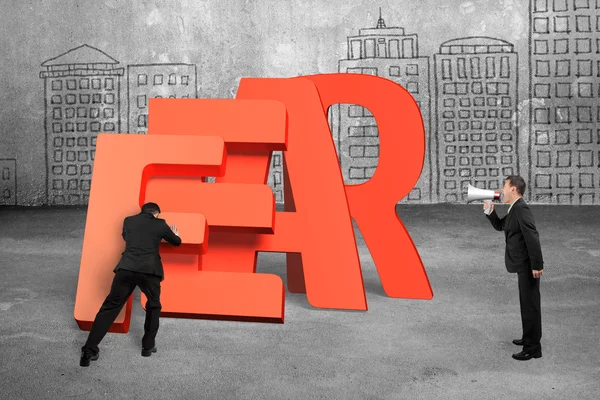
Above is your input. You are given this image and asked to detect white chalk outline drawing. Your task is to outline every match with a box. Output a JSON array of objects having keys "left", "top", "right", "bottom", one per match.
[
  {"left": 0, "top": 158, "right": 17, "bottom": 205},
  {"left": 126, "top": 63, "right": 198, "bottom": 134},
  {"left": 40, "top": 44, "right": 124, "bottom": 206},
  {"left": 333, "top": 9, "right": 433, "bottom": 203},
  {"left": 434, "top": 36, "right": 519, "bottom": 203},
  {"left": 528, "top": 0, "right": 600, "bottom": 205}
]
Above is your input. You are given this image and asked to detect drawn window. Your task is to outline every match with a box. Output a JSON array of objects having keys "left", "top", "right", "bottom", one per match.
[
  {"left": 362, "top": 68, "right": 377, "bottom": 76},
  {"left": 555, "top": 60, "right": 571, "bottom": 77},
  {"left": 575, "top": 38, "right": 591, "bottom": 54},
  {"left": 536, "top": 60, "right": 550, "bottom": 76},
  {"left": 65, "top": 108, "right": 75, "bottom": 119},
  {"left": 406, "top": 82, "right": 419, "bottom": 94},
  {"left": 76, "top": 122, "right": 87, "bottom": 132},
  {"left": 137, "top": 95, "right": 147, "bottom": 108},
  {"left": 500, "top": 56, "right": 510, "bottom": 78},
  {"left": 470, "top": 57, "right": 481, "bottom": 78},
  {"left": 365, "top": 39, "right": 376, "bottom": 58},
  {"left": 501, "top": 97, "right": 511, "bottom": 107},
  {"left": 90, "top": 122, "right": 101, "bottom": 132},
  {"left": 65, "top": 94, "right": 76, "bottom": 104},
  {"left": 104, "top": 122, "right": 116, "bottom": 132},
  {"left": 76, "top": 107, "right": 86, "bottom": 118},
  {"left": 389, "top": 66, "right": 400, "bottom": 76},
  {"left": 472, "top": 82, "right": 483, "bottom": 94},
  {"left": 92, "top": 94, "right": 102, "bottom": 103},
  {"left": 52, "top": 123, "right": 62, "bottom": 134},
  {"left": 79, "top": 78, "right": 90, "bottom": 89},
  {"left": 554, "top": 39, "right": 569, "bottom": 54},
  {"left": 65, "top": 122, "right": 74, "bottom": 132},
  {"left": 443, "top": 98, "right": 455, "bottom": 107},
  {"left": 348, "top": 105, "right": 364, "bottom": 117},
  {"left": 90, "top": 108, "right": 100, "bottom": 119},
  {"left": 77, "top": 137, "right": 87, "bottom": 146},
  {"left": 577, "top": 128, "right": 593, "bottom": 144},
  {"left": 457, "top": 58, "right": 466, "bottom": 78},
  {"left": 473, "top": 97, "right": 485, "bottom": 107},
  {"left": 389, "top": 40, "right": 399, "bottom": 58},
  {"left": 534, "top": 40, "right": 549, "bottom": 55},
  {"left": 168, "top": 73, "right": 176, "bottom": 85},
  {"left": 138, "top": 114, "right": 147, "bottom": 128},
  {"left": 575, "top": 0, "right": 590, "bottom": 9},
  {"left": 485, "top": 57, "right": 495, "bottom": 78},
  {"left": 460, "top": 98, "right": 470, "bottom": 107},
  {"left": 138, "top": 74, "right": 147, "bottom": 85},
  {"left": 273, "top": 154, "right": 281, "bottom": 167},
  {"left": 104, "top": 108, "right": 114, "bottom": 118},
  {"left": 486, "top": 82, "right": 498, "bottom": 95},
  {"left": 52, "top": 107, "right": 62, "bottom": 120},
  {"left": 578, "top": 82, "right": 593, "bottom": 97},
  {"left": 350, "top": 39, "right": 362, "bottom": 59},
  {"left": 402, "top": 38, "right": 414, "bottom": 58},
  {"left": 442, "top": 59, "right": 452, "bottom": 80},
  {"left": 66, "top": 79, "right": 76, "bottom": 90},
  {"left": 533, "top": 17, "right": 549, "bottom": 33},
  {"left": 105, "top": 94, "right": 115, "bottom": 104},
  {"left": 92, "top": 79, "right": 101, "bottom": 90},
  {"left": 577, "top": 106, "right": 593, "bottom": 122},
  {"left": 105, "top": 78, "right": 114, "bottom": 90},
  {"left": 377, "top": 39, "right": 387, "bottom": 58},
  {"left": 154, "top": 74, "right": 163, "bottom": 85},
  {"left": 577, "top": 59, "right": 593, "bottom": 76},
  {"left": 52, "top": 80, "right": 62, "bottom": 91},
  {"left": 535, "top": 84, "right": 551, "bottom": 98},
  {"left": 534, "top": 108, "right": 550, "bottom": 124},
  {"left": 553, "top": 0, "right": 568, "bottom": 11},
  {"left": 79, "top": 94, "right": 90, "bottom": 104},
  {"left": 576, "top": 15, "right": 591, "bottom": 32},
  {"left": 555, "top": 106, "right": 571, "bottom": 123},
  {"left": 534, "top": 0, "right": 548, "bottom": 12},
  {"left": 554, "top": 16, "right": 570, "bottom": 32},
  {"left": 406, "top": 64, "right": 418, "bottom": 76}
]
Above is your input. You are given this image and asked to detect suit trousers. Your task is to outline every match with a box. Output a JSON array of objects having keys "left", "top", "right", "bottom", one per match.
[
  {"left": 82, "top": 269, "right": 162, "bottom": 354},
  {"left": 517, "top": 271, "right": 542, "bottom": 353}
]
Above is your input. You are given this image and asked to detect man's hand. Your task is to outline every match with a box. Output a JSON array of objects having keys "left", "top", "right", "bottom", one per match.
[
  {"left": 532, "top": 269, "right": 543, "bottom": 279},
  {"left": 170, "top": 225, "right": 179, "bottom": 236},
  {"left": 483, "top": 200, "right": 494, "bottom": 214}
]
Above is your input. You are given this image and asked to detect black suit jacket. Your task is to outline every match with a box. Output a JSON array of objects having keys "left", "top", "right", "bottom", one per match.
[
  {"left": 114, "top": 212, "right": 181, "bottom": 280},
  {"left": 486, "top": 198, "right": 544, "bottom": 274}
]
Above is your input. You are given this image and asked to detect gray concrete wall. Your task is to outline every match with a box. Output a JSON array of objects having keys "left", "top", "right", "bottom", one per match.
[{"left": 0, "top": 0, "right": 598, "bottom": 206}]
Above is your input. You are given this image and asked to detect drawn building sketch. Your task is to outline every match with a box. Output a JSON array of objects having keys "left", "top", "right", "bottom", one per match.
[
  {"left": 332, "top": 11, "right": 432, "bottom": 202},
  {"left": 529, "top": 0, "right": 600, "bottom": 205},
  {"left": 0, "top": 159, "right": 17, "bottom": 205},
  {"left": 40, "top": 44, "right": 124, "bottom": 206},
  {"left": 127, "top": 64, "right": 198, "bottom": 134},
  {"left": 434, "top": 37, "right": 518, "bottom": 202},
  {"left": 267, "top": 153, "right": 284, "bottom": 203}
]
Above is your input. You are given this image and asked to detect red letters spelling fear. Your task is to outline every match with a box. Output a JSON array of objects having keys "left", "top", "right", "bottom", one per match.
[{"left": 74, "top": 74, "right": 432, "bottom": 331}]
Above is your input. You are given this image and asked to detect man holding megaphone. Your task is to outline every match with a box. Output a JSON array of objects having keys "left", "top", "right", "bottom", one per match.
[{"left": 469, "top": 175, "right": 544, "bottom": 361}]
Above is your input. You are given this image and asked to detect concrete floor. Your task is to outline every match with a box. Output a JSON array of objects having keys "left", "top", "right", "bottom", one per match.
[{"left": 0, "top": 204, "right": 599, "bottom": 399}]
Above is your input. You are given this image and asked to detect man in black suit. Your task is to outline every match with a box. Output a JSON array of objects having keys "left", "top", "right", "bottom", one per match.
[
  {"left": 483, "top": 175, "right": 544, "bottom": 361},
  {"left": 80, "top": 202, "right": 181, "bottom": 367}
]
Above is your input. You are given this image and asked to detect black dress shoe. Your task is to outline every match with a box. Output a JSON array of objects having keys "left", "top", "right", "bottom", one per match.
[
  {"left": 141, "top": 346, "right": 157, "bottom": 357},
  {"left": 512, "top": 339, "right": 524, "bottom": 346},
  {"left": 512, "top": 350, "right": 542, "bottom": 361},
  {"left": 80, "top": 350, "right": 99, "bottom": 367}
]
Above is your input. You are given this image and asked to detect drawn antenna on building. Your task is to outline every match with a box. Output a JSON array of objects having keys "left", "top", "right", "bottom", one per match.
[{"left": 376, "top": 7, "right": 386, "bottom": 29}]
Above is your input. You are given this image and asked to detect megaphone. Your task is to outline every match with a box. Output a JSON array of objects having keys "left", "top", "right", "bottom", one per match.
[{"left": 466, "top": 184, "right": 501, "bottom": 203}]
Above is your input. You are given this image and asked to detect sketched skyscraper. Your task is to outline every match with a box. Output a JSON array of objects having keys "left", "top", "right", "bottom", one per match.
[
  {"left": 40, "top": 44, "right": 124, "bottom": 206},
  {"left": 333, "top": 11, "right": 432, "bottom": 202},
  {"left": 529, "top": 0, "right": 600, "bottom": 205},
  {"left": 434, "top": 37, "right": 518, "bottom": 202}
]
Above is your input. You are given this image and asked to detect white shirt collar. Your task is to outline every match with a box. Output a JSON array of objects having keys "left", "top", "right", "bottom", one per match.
[{"left": 508, "top": 197, "right": 521, "bottom": 213}]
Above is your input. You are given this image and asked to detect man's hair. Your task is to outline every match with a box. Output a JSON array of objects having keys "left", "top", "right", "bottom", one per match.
[
  {"left": 141, "top": 202, "right": 161, "bottom": 215},
  {"left": 506, "top": 175, "right": 526, "bottom": 196}
]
